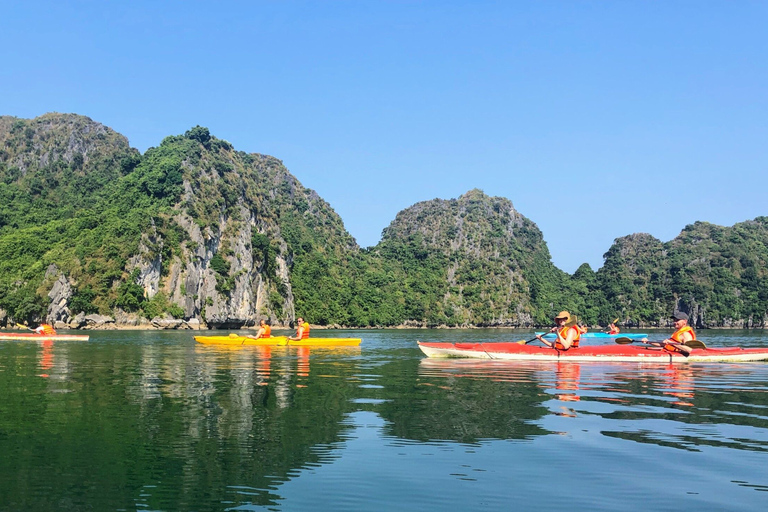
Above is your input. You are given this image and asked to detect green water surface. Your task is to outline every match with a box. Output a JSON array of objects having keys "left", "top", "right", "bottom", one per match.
[{"left": 1, "top": 329, "right": 767, "bottom": 511}]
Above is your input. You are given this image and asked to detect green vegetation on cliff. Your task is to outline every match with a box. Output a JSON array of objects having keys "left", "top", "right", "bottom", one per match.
[
  {"left": 1, "top": 113, "right": 766, "bottom": 329},
  {"left": 589, "top": 220, "right": 768, "bottom": 327}
]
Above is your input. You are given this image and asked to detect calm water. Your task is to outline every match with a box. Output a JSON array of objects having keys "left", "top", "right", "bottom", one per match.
[{"left": 2, "top": 329, "right": 768, "bottom": 511}]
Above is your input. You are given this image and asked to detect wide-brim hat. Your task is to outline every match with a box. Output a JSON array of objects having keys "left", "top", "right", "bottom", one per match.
[{"left": 554, "top": 311, "right": 571, "bottom": 321}]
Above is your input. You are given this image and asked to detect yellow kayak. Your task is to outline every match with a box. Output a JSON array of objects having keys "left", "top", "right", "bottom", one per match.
[{"left": 194, "top": 334, "right": 362, "bottom": 347}]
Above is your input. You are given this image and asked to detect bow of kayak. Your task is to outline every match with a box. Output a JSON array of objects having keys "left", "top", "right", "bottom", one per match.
[
  {"left": 195, "top": 334, "right": 362, "bottom": 347},
  {"left": 417, "top": 341, "right": 768, "bottom": 362}
]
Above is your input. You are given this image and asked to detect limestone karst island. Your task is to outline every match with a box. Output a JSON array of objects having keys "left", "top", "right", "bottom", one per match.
[{"left": 1, "top": 113, "right": 767, "bottom": 331}]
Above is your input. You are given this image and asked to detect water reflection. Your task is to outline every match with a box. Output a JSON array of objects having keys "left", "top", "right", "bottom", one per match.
[
  {"left": 35, "top": 338, "right": 71, "bottom": 382},
  {"left": 387, "top": 358, "right": 552, "bottom": 443},
  {"left": 38, "top": 339, "right": 54, "bottom": 377},
  {"left": 416, "top": 358, "right": 768, "bottom": 453},
  {"left": 4, "top": 331, "right": 768, "bottom": 511}
]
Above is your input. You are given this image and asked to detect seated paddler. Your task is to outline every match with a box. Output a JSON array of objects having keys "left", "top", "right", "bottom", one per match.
[
  {"left": 34, "top": 323, "right": 57, "bottom": 335},
  {"left": 248, "top": 319, "right": 272, "bottom": 339},
  {"left": 536, "top": 311, "right": 580, "bottom": 350},
  {"left": 288, "top": 317, "right": 310, "bottom": 341}
]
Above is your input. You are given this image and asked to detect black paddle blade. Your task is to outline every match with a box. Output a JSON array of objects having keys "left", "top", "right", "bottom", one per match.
[{"left": 614, "top": 337, "right": 635, "bottom": 344}]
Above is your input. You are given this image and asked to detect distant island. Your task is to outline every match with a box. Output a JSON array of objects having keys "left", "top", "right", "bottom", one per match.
[{"left": 1, "top": 113, "right": 766, "bottom": 330}]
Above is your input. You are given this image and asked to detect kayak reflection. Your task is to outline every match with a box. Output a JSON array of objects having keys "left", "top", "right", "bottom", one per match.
[
  {"left": 555, "top": 361, "right": 581, "bottom": 403},
  {"left": 416, "top": 358, "right": 768, "bottom": 452},
  {"left": 194, "top": 342, "right": 361, "bottom": 391},
  {"left": 38, "top": 339, "right": 54, "bottom": 378},
  {"left": 36, "top": 339, "right": 70, "bottom": 380},
  {"left": 661, "top": 364, "right": 695, "bottom": 407}
]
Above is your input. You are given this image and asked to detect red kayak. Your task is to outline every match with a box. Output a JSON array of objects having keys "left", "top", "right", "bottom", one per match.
[{"left": 417, "top": 341, "right": 768, "bottom": 363}]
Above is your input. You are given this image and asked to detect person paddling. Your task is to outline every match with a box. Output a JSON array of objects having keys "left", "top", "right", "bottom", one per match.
[
  {"left": 632, "top": 311, "right": 697, "bottom": 355},
  {"left": 34, "top": 323, "right": 56, "bottom": 335},
  {"left": 536, "top": 311, "right": 580, "bottom": 350},
  {"left": 248, "top": 319, "right": 272, "bottom": 340},
  {"left": 605, "top": 322, "right": 620, "bottom": 335},
  {"left": 288, "top": 317, "right": 310, "bottom": 341}
]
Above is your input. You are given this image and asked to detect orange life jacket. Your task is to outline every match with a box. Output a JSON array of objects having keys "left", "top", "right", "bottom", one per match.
[
  {"left": 671, "top": 325, "right": 696, "bottom": 342},
  {"left": 260, "top": 325, "right": 271, "bottom": 338},
  {"left": 297, "top": 322, "right": 310, "bottom": 339},
  {"left": 555, "top": 325, "right": 580, "bottom": 350},
  {"left": 37, "top": 324, "right": 56, "bottom": 335}
]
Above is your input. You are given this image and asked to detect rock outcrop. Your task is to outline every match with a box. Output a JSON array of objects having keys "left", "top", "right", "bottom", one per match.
[{"left": 46, "top": 265, "right": 73, "bottom": 325}]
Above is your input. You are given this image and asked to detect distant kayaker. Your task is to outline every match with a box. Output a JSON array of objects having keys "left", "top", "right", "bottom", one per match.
[
  {"left": 536, "top": 311, "right": 580, "bottom": 350},
  {"left": 578, "top": 324, "right": 588, "bottom": 334},
  {"left": 665, "top": 311, "right": 696, "bottom": 345},
  {"left": 605, "top": 323, "right": 620, "bottom": 335},
  {"left": 248, "top": 319, "right": 271, "bottom": 339},
  {"left": 34, "top": 323, "right": 56, "bottom": 335},
  {"left": 289, "top": 317, "right": 310, "bottom": 341}
]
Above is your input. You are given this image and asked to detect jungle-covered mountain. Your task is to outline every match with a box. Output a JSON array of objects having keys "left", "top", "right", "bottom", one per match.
[{"left": 0, "top": 113, "right": 766, "bottom": 329}]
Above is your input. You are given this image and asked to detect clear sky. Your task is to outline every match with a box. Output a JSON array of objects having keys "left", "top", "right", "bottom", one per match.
[{"left": 2, "top": 1, "right": 767, "bottom": 273}]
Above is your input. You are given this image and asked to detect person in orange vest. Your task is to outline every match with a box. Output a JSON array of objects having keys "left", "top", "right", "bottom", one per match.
[
  {"left": 605, "top": 323, "right": 620, "bottom": 335},
  {"left": 666, "top": 311, "right": 696, "bottom": 345},
  {"left": 288, "top": 317, "right": 310, "bottom": 341},
  {"left": 248, "top": 319, "right": 272, "bottom": 339},
  {"left": 34, "top": 323, "right": 57, "bottom": 335},
  {"left": 578, "top": 324, "right": 588, "bottom": 335},
  {"left": 536, "top": 311, "right": 580, "bottom": 350}
]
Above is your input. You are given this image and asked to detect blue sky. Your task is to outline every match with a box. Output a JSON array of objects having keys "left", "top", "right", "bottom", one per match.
[{"left": 2, "top": 1, "right": 767, "bottom": 273}]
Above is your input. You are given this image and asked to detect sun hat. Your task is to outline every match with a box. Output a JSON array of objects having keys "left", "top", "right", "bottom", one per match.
[{"left": 554, "top": 311, "right": 571, "bottom": 321}]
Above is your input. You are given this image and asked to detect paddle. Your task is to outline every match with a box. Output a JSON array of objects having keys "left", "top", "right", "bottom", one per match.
[
  {"left": 16, "top": 323, "right": 34, "bottom": 332},
  {"left": 615, "top": 337, "right": 706, "bottom": 349},
  {"left": 614, "top": 337, "right": 704, "bottom": 356}
]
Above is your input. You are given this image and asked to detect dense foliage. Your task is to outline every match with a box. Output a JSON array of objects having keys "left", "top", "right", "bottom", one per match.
[{"left": 1, "top": 114, "right": 767, "bottom": 329}]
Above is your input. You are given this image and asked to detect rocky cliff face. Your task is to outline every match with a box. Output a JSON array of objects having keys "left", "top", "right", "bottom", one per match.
[
  {"left": 0, "top": 113, "right": 139, "bottom": 216},
  {"left": 0, "top": 116, "right": 358, "bottom": 329},
  {"left": 0, "top": 113, "right": 135, "bottom": 174},
  {"left": 375, "top": 189, "right": 566, "bottom": 326}
]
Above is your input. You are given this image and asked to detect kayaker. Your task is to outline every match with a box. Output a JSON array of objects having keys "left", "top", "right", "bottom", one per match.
[
  {"left": 288, "top": 317, "right": 310, "bottom": 341},
  {"left": 578, "top": 324, "right": 588, "bottom": 334},
  {"left": 248, "top": 319, "right": 271, "bottom": 339},
  {"left": 34, "top": 323, "right": 56, "bottom": 335},
  {"left": 536, "top": 311, "right": 580, "bottom": 350},
  {"left": 665, "top": 311, "right": 696, "bottom": 345},
  {"left": 605, "top": 323, "right": 620, "bottom": 335}
]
